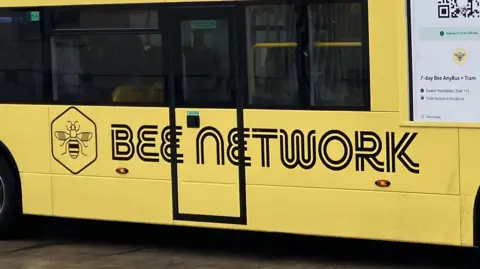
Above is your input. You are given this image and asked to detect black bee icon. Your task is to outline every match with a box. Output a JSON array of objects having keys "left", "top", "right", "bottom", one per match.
[
  {"left": 54, "top": 121, "right": 93, "bottom": 159},
  {"left": 454, "top": 49, "right": 467, "bottom": 65}
]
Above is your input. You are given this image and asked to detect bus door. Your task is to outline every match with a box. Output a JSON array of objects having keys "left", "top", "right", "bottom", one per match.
[{"left": 168, "top": 5, "right": 247, "bottom": 225}]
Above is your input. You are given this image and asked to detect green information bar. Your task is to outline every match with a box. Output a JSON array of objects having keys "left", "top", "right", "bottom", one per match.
[
  {"left": 419, "top": 27, "right": 480, "bottom": 41},
  {"left": 187, "top": 111, "right": 199, "bottom": 116},
  {"left": 190, "top": 20, "right": 216, "bottom": 29}
]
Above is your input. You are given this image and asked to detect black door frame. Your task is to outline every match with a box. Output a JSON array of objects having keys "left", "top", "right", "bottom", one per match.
[{"left": 166, "top": 4, "right": 248, "bottom": 225}]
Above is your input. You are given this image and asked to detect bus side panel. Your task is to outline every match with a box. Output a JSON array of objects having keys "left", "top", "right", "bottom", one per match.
[
  {"left": 241, "top": 110, "right": 461, "bottom": 245},
  {"left": 0, "top": 104, "right": 52, "bottom": 216},
  {"left": 48, "top": 105, "right": 171, "bottom": 180},
  {"left": 48, "top": 105, "right": 172, "bottom": 224},
  {"left": 460, "top": 195, "right": 475, "bottom": 247},
  {"left": 171, "top": 188, "right": 461, "bottom": 246},
  {"left": 244, "top": 110, "right": 459, "bottom": 195},
  {"left": 459, "top": 129, "right": 480, "bottom": 197},
  {"left": 458, "top": 129, "right": 480, "bottom": 246},
  {"left": 368, "top": 0, "right": 400, "bottom": 112},
  {"left": 51, "top": 175, "right": 171, "bottom": 224},
  {"left": 247, "top": 185, "right": 460, "bottom": 245},
  {"left": 20, "top": 173, "right": 53, "bottom": 216}
]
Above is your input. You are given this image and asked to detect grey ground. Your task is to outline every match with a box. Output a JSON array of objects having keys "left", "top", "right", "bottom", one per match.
[{"left": 0, "top": 217, "right": 477, "bottom": 269}]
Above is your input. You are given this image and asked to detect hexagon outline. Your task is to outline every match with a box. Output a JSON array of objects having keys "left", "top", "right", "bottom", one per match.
[{"left": 51, "top": 106, "right": 98, "bottom": 175}]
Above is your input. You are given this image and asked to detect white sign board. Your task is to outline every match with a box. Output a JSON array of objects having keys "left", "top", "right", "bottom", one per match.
[{"left": 408, "top": 0, "right": 480, "bottom": 122}]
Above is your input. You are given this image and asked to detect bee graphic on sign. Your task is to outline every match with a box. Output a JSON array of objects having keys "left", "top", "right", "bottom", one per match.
[
  {"left": 54, "top": 121, "right": 93, "bottom": 159},
  {"left": 453, "top": 48, "right": 467, "bottom": 65}
]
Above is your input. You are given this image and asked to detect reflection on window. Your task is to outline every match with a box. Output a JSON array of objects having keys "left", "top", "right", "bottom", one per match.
[
  {"left": 245, "top": 3, "right": 368, "bottom": 109},
  {"left": 180, "top": 19, "right": 231, "bottom": 105},
  {"left": 0, "top": 10, "right": 44, "bottom": 102},
  {"left": 308, "top": 3, "right": 367, "bottom": 108},
  {"left": 51, "top": 34, "right": 165, "bottom": 104},
  {"left": 246, "top": 5, "right": 299, "bottom": 106},
  {"left": 52, "top": 9, "right": 159, "bottom": 30}
]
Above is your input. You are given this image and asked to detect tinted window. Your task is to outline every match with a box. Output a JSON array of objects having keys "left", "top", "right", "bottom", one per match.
[
  {"left": 179, "top": 19, "right": 232, "bottom": 106},
  {"left": 0, "top": 9, "right": 44, "bottom": 102},
  {"left": 51, "top": 33, "right": 165, "bottom": 104},
  {"left": 245, "top": 2, "right": 369, "bottom": 110},
  {"left": 308, "top": 3, "right": 367, "bottom": 108},
  {"left": 52, "top": 9, "right": 159, "bottom": 30},
  {"left": 246, "top": 5, "right": 299, "bottom": 107}
]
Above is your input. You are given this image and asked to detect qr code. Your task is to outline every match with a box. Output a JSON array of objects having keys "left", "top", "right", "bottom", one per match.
[{"left": 437, "top": 0, "right": 480, "bottom": 18}]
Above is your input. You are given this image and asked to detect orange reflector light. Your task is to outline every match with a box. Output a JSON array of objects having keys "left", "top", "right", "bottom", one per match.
[
  {"left": 116, "top": 167, "right": 129, "bottom": 174},
  {"left": 375, "top": 179, "right": 391, "bottom": 187}
]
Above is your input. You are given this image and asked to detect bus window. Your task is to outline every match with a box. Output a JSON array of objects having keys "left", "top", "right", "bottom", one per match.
[
  {"left": 50, "top": 8, "right": 164, "bottom": 105},
  {"left": 52, "top": 8, "right": 159, "bottom": 30},
  {"left": 51, "top": 33, "right": 165, "bottom": 105},
  {"left": 179, "top": 19, "right": 231, "bottom": 106},
  {"left": 245, "top": 2, "right": 369, "bottom": 110},
  {"left": 246, "top": 5, "right": 300, "bottom": 107},
  {"left": 308, "top": 3, "right": 368, "bottom": 109},
  {"left": 0, "top": 9, "right": 44, "bottom": 103}
]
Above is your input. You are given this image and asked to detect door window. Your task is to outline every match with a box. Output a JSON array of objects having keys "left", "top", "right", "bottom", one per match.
[{"left": 179, "top": 19, "right": 232, "bottom": 106}]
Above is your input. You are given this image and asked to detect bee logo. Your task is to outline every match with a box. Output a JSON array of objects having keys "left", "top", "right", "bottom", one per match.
[
  {"left": 453, "top": 48, "right": 467, "bottom": 65},
  {"left": 51, "top": 107, "right": 97, "bottom": 174},
  {"left": 55, "top": 121, "right": 93, "bottom": 159}
]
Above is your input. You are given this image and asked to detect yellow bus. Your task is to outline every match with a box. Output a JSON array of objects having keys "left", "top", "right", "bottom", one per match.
[{"left": 0, "top": 0, "right": 479, "bottom": 248}]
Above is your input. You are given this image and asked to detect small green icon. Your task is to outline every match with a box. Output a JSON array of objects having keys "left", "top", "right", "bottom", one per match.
[
  {"left": 440, "top": 31, "right": 445, "bottom": 36},
  {"left": 30, "top": 11, "right": 40, "bottom": 22}
]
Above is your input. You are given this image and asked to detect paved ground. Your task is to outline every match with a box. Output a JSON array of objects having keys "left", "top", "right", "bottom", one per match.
[{"left": 0, "top": 217, "right": 477, "bottom": 269}]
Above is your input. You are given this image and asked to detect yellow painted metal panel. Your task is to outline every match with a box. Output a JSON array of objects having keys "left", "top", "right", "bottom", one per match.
[
  {"left": 459, "top": 129, "right": 480, "bottom": 196},
  {"left": 368, "top": 0, "right": 399, "bottom": 112},
  {"left": 461, "top": 129, "right": 480, "bottom": 244},
  {"left": 0, "top": 105, "right": 50, "bottom": 174},
  {"left": 48, "top": 106, "right": 171, "bottom": 181},
  {"left": 247, "top": 185, "right": 461, "bottom": 245},
  {"left": 20, "top": 173, "right": 53, "bottom": 216},
  {"left": 52, "top": 175, "right": 172, "bottom": 224},
  {"left": 0, "top": 0, "right": 41, "bottom": 7},
  {"left": 175, "top": 108, "right": 240, "bottom": 217},
  {"left": 460, "top": 195, "right": 475, "bottom": 247},
  {"left": 244, "top": 110, "right": 459, "bottom": 195},
  {"left": 179, "top": 182, "right": 240, "bottom": 216},
  {"left": 396, "top": 0, "right": 411, "bottom": 123}
]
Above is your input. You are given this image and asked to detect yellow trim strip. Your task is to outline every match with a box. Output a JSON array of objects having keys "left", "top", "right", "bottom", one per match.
[{"left": 252, "top": 42, "right": 362, "bottom": 48}]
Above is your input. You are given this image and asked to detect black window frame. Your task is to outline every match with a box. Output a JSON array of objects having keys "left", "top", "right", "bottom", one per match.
[
  {"left": 243, "top": 0, "right": 371, "bottom": 112},
  {"left": 0, "top": 0, "right": 370, "bottom": 111},
  {"left": 47, "top": 4, "right": 169, "bottom": 107},
  {"left": 0, "top": 7, "right": 49, "bottom": 105},
  {"left": 169, "top": 6, "right": 241, "bottom": 109}
]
